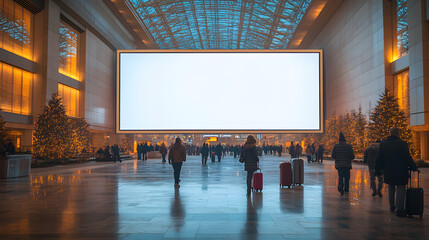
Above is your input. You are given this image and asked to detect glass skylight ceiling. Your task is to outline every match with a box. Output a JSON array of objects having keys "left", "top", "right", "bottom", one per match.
[{"left": 128, "top": 0, "right": 312, "bottom": 49}]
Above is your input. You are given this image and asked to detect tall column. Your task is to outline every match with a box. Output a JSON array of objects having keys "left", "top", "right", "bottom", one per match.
[
  {"left": 408, "top": 0, "right": 429, "bottom": 127},
  {"left": 420, "top": 131, "right": 429, "bottom": 160}
]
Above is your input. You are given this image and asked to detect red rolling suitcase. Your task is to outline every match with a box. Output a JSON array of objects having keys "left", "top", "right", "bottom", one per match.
[
  {"left": 211, "top": 152, "right": 216, "bottom": 162},
  {"left": 280, "top": 162, "right": 292, "bottom": 188},
  {"left": 406, "top": 170, "right": 424, "bottom": 218},
  {"left": 252, "top": 168, "right": 263, "bottom": 192}
]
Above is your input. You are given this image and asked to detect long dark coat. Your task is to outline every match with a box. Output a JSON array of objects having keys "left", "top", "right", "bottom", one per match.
[
  {"left": 240, "top": 144, "right": 259, "bottom": 171},
  {"left": 200, "top": 145, "right": 209, "bottom": 157},
  {"left": 331, "top": 141, "right": 354, "bottom": 169},
  {"left": 375, "top": 136, "right": 417, "bottom": 185}
]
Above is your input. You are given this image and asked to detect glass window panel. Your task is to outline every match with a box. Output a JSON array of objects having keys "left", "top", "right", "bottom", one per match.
[
  {"left": 70, "top": 87, "right": 76, "bottom": 116},
  {"left": 12, "top": 67, "right": 22, "bottom": 114},
  {"left": 0, "top": 63, "right": 32, "bottom": 115},
  {"left": 58, "top": 83, "right": 79, "bottom": 117},
  {"left": 64, "top": 84, "right": 71, "bottom": 115},
  {"left": 59, "top": 21, "right": 79, "bottom": 80},
  {"left": 0, "top": 0, "right": 3, "bottom": 49},
  {"left": 2, "top": 0, "right": 14, "bottom": 52},
  {"left": 13, "top": 3, "right": 22, "bottom": 56},
  {"left": 0, "top": 0, "right": 33, "bottom": 60},
  {"left": 128, "top": 0, "right": 310, "bottom": 49},
  {"left": 393, "top": 0, "right": 408, "bottom": 59},
  {"left": 76, "top": 90, "right": 79, "bottom": 116},
  {"left": 22, "top": 8, "right": 32, "bottom": 60},
  {"left": 1, "top": 63, "right": 13, "bottom": 112},
  {"left": 393, "top": 70, "right": 410, "bottom": 117},
  {"left": 21, "top": 71, "right": 32, "bottom": 115}
]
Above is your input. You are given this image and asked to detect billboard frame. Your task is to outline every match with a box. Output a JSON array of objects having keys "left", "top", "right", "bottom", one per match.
[{"left": 116, "top": 49, "right": 323, "bottom": 134}]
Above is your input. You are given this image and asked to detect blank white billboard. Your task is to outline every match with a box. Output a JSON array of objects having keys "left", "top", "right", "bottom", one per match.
[{"left": 117, "top": 50, "right": 323, "bottom": 133}]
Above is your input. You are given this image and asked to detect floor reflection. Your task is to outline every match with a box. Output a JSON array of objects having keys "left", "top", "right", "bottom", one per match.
[
  {"left": 242, "top": 192, "right": 263, "bottom": 239},
  {"left": 0, "top": 155, "right": 428, "bottom": 239},
  {"left": 170, "top": 188, "right": 185, "bottom": 231}
]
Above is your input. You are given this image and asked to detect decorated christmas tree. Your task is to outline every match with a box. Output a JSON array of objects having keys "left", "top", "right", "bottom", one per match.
[
  {"left": 368, "top": 90, "right": 415, "bottom": 156},
  {"left": 342, "top": 108, "right": 368, "bottom": 155},
  {"left": 322, "top": 114, "right": 342, "bottom": 152},
  {"left": 70, "top": 118, "right": 93, "bottom": 154},
  {"left": 351, "top": 108, "right": 368, "bottom": 155},
  {"left": 122, "top": 134, "right": 133, "bottom": 153},
  {"left": 33, "top": 94, "right": 73, "bottom": 161}
]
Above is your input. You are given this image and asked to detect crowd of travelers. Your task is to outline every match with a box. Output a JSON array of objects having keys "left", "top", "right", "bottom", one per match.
[
  {"left": 96, "top": 144, "right": 122, "bottom": 162},
  {"left": 164, "top": 126, "right": 420, "bottom": 218},
  {"left": 288, "top": 142, "right": 324, "bottom": 163},
  {"left": 329, "top": 127, "right": 419, "bottom": 217},
  {"left": 89, "top": 126, "right": 421, "bottom": 218}
]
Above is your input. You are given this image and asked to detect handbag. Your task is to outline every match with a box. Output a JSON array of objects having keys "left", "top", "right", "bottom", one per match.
[{"left": 239, "top": 148, "right": 245, "bottom": 163}]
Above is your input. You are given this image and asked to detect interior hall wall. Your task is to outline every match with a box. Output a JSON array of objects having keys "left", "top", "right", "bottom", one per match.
[
  {"left": 84, "top": 31, "right": 115, "bottom": 133},
  {"left": 54, "top": 0, "right": 139, "bottom": 144},
  {"left": 309, "top": 0, "right": 385, "bottom": 118}
]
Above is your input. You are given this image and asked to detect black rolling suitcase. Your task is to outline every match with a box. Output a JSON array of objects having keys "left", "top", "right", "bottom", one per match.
[{"left": 405, "top": 170, "right": 424, "bottom": 218}]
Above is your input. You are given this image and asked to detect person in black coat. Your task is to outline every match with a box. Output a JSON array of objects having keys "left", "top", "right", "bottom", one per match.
[
  {"left": 215, "top": 143, "right": 223, "bottom": 162},
  {"left": 137, "top": 143, "right": 142, "bottom": 160},
  {"left": 316, "top": 144, "right": 324, "bottom": 163},
  {"left": 239, "top": 135, "right": 259, "bottom": 197},
  {"left": 375, "top": 127, "right": 418, "bottom": 217},
  {"left": 331, "top": 132, "right": 355, "bottom": 195},
  {"left": 200, "top": 143, "right": 209, "bottom": 165},
  {"left": 113, "top": 144, "right": 121, "bottom": 163},
  {"left": 142, "top": 143, "right": 148, "bottom": 161},
  {"left": 289, "top": 142, "right": 295, "bottom": 158}
]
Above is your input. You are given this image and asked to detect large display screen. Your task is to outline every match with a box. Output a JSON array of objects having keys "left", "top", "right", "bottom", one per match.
[{"left": 117, "top": 50, "right": 323, "bottom": 133}]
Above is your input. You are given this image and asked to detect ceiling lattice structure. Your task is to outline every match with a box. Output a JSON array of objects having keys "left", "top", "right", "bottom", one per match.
[{"left": 127, "top": 0, "right": 312, "bottom": 49}]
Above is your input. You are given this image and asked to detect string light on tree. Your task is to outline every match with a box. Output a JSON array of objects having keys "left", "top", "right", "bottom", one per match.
[
  {"left": 33, "top": 94, "right": 73, "bottom": 161},
  {"left": 368, "top": 90, "right": 417, "bottom": 157}
]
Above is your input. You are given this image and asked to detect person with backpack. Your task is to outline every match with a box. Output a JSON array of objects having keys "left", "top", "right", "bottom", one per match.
[
  {"left": 239, "top": 135, "right": 259, "bottom": 197},
  {"left": 363, "top": 140, "right": 382, "bottom": 197},
  {"left": 168, "top": 138, "right": 187, "bottom": 188}
]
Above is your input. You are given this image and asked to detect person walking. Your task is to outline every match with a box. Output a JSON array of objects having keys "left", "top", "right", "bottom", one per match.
[
  {"left": 363, "top": 141, "right": 383, "bottom": 197},
  {"left": 113, "top": 144, "right": 121, "bottom": 163},
  {"left": 159, "top": 143, "right": 168, "bottom": 163},
  {"left": 142, "top": 143, "right": 148, "bottom": 161},
  {"left": 305, "top": 144, "right": 312, "bottom": 163},
  {"left": 289, "top": 142, "right": 295, "bottom": 158},
  {"left": 316, "top": 144, "right": 324, "bottom": 163},
  {"left": 168, "top": 138, "right": 187, "bottom": 188},
  {"left": 311, "top": 143, "right": 316, "bottom": 161},
  {"left": 277, "top": 145, "right": 282, "bottom": 157},
  {"left": 295, "top": 143, "right": 302, "bottom": 158},
  {"left": 239, "top": 135, "right": 259, "bottom": 197},
  {"left": 331, "top": 132, "right": 355, "bottom": 195},
  {"left": 201, "top": 143, "right": 209, "bottom": 165},
  {"left": 375, "top": 127, "right": 418, "bottom": 217},
  {"left": 215, "top": 143, "right": 223, "bottom": 162}
]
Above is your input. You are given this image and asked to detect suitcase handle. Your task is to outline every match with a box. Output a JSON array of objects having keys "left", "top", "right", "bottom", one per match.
[{"left": 408, "top": 169, "right": 420, "bottom": 188}]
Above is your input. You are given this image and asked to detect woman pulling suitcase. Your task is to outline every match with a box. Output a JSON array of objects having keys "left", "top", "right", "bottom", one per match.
[{"left": 239, "top": 135, "right": 260, "bottom": 197}]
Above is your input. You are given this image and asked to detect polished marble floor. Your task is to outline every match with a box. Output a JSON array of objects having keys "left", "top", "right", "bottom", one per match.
[{"left": 0, "top": 154, "right": 428, "bottom": 240}]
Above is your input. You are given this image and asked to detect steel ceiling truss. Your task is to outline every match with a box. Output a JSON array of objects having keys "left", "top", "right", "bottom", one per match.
[{"left": 128, "top": 0, "right": 311, "bottom": 49}]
